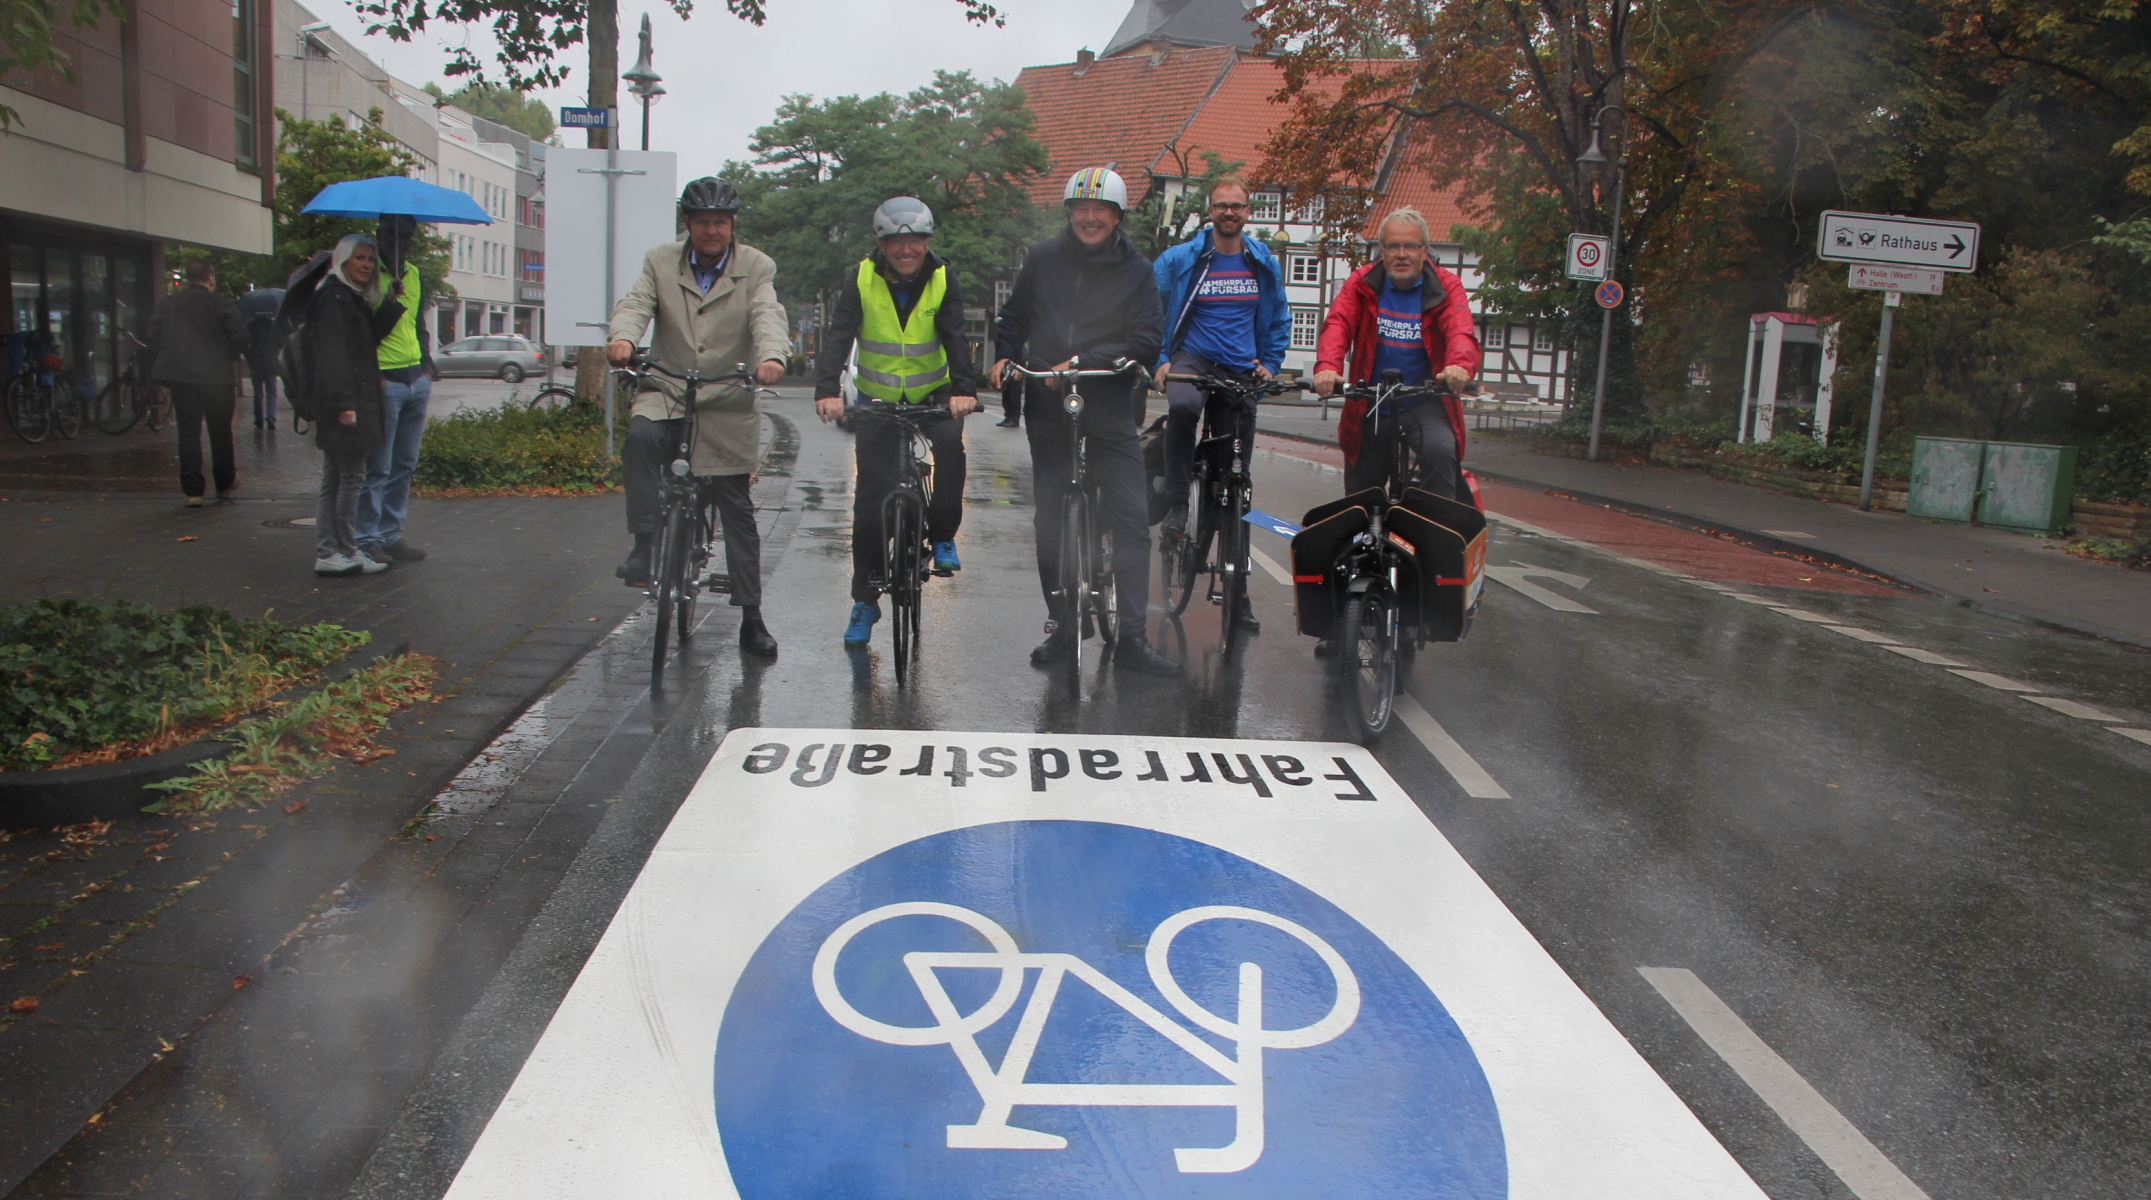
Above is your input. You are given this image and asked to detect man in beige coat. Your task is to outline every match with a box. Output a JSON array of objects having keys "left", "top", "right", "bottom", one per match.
[{"left": 607, "top": 177, "right": 790, "bottom": 657}]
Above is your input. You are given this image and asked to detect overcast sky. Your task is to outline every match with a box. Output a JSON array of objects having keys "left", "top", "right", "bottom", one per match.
[{"left": 308, "top": 0, "right": 1124, "bottom": 168}]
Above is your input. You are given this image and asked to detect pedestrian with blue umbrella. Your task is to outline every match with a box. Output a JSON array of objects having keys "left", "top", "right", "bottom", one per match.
[{"left": 302, "top": 177, "right": 492, "bottom": 565}]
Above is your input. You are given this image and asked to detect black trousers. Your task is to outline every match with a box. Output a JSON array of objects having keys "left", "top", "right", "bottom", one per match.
[
  {"left": 1162, "top": 349, "right": 1258, "bottom": 503},
  {"left": 1024, "top": 385, "right": 1150, "bottom": 634},
  {"left": 852, "top": 412, "right": 966, "bottom": 603},
  {"left": 623, "top": 415, "right": 763, "bottom": 607},
  {"left": 1344, "top": 404, "right": 1460, "bottom": 500},
  {"left": 249, "top": 367, "right": 277, "bottom": 425},
  {"left": 1000, "top": 381, "right": 1022, "bottom": 424},
  {"left": 169, "top": 383, "right": 236, "bottom": 497}
]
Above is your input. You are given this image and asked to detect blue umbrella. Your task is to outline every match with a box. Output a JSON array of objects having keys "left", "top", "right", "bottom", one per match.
[{"left": 302, "top": 176, "right": 493, "bottom": 225}]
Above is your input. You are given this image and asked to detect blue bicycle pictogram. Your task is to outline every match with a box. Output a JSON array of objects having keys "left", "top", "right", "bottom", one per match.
[{"left": 715, "top": 820, "right": 1506, "bottom": 1198}]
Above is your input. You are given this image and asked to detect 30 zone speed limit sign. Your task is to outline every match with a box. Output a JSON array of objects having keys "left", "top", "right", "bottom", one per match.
[{"left": 1566, "top": 233, "right": 1612, "bottom": 281}]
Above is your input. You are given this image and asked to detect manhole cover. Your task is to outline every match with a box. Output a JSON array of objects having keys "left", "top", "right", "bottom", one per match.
[{"left": 262, "top": 515, "right": 317, "bottom": 529}]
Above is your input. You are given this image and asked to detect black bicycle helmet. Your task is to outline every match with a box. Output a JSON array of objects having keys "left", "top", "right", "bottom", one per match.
[{"left": 680, "top": 177, "right": 742, "bottom": 216}]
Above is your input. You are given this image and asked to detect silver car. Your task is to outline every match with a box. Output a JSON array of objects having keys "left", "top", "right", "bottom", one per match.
[{"left": 436, "top": 335, "right": 548, "bottom": 382}]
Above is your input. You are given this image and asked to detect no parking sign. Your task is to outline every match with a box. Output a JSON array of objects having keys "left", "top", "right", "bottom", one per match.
[{"left": 447, "top": 729, "right": 1766, "bottom": 1199}]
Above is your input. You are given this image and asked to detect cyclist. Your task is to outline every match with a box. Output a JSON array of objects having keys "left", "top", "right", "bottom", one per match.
[
  {"left": 1151, "top": 174, "right": 1291, "bottom": 634},
  {"left": 813, "top": 196, "right": 980, "bottom": 648},
  {"left": 989, "top": 167, "right": 1181, "bottom": 678},
  {"left": 1310, "top": 206, "right": 1480, "bottom": 500},
  {"left": 607, "top": 177, "right": 791, "bottom": 659}
]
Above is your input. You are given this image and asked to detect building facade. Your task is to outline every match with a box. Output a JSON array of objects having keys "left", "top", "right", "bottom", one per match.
[
  {"left": 425, "top": 101, "right": 519, "bottom": 346},
  {"left": 469, "top": 115, "right": 545, "bottom": 343},
  {"left": 3, "top": 0, "right": 276, "bottom": 386}
]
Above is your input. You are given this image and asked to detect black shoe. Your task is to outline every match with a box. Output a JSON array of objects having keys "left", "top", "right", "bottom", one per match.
[
  {"left": 1313, "top": 638, "right": 1336, "bottom": 659},
  {"left": 996, "top": 417, "right": 1020, "bottom": 429},
  {"left": 1162, "top": 503, "right": 1188, "bottom": 536},
  {"left": 1029, "top": 624, "right": 1073, "bottom": 665},
  {"left": 616, "top": 549, "right": 651, "bottom": 587},
  {"left": 383, "top": 540, "right": 428, "bottom": 561},
  {"left": 739, "top": 614, "right": 779, "bottom": 658},
  {"left": 1113, "top": 637, "right": 1184, "bottom": 677},
  {"left": 1235, "top": 598, "right": 1261, "bottom": 634}
]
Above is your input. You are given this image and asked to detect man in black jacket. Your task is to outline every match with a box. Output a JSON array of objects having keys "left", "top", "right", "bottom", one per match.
[
  {"left": 990, "top": 168, "right": 1180, "bottom": 677},
  {"left": 146, "top": 259, "right": 248, "bottom": 506}
]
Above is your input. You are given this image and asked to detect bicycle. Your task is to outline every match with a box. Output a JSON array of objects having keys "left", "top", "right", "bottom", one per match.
[
  {"left": 1004, "top": 359, "right": 1144, "bottom": 701},
  {"left": 4, "top": 331, "right": 66, "bottom": 444},
  {"left": 1158, "top": 371, "right": 1307, "bottom": 657},
  {"left": 526, "top": 383, "right": 579, "bottom": 411},
  {"left": 621, "top": 355, "right": 765, "bottom": 693},
  {"left": 847, "top": 399, "right": 954, "bottom": 688},
  {"left": 94, "top": 332, "right": 170, "bottom": 435},
  {"left": 1290, "top": 370, "right": 1487, "bottom": 743}
]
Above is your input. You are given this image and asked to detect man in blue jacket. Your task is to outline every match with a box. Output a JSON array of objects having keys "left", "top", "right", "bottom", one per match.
[{"left": 1151, "top": 176, "right": 1292, "bottom": 633}]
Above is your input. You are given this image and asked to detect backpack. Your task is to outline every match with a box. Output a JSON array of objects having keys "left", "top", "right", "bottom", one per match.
[{"left": 277, "top": 321, "right": 316, "bottom": 423}]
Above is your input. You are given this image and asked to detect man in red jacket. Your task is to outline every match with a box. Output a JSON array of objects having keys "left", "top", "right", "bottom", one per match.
[{"left": 1312, "top": 208, "right": 1481, "bottom": 499}]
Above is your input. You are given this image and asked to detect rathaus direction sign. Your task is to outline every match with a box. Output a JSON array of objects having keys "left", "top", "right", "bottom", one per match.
[{"left": 1817, "top": 210, "right": 1981, "bottom": 273}]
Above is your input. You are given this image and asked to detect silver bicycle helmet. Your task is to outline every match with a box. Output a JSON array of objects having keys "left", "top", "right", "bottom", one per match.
[{"left": 872, "top": 196, "right": 936, "bottom": 238}]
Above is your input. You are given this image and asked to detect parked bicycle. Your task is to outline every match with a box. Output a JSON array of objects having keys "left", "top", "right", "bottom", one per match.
[
  {"left": 94, "top": 332, "right": 170, "bottom": 435},
  {"left": 4, "top": 330, "right": 76, "bottom": 444},
  {"left": 847, "top": 399, "right": 954, "bottom": 688},
  {"left": 1290, "top": 370, "right": 1488, "bottom": 742},
  {"left": 1003, "top": 359, "right": 1143, "bottom": 701},
  {"left": 1158, "top": 371, "right": 1307, "bottom": 657},
  {"left": 621, "top": 355, "right": 766, "bottom": 693}
]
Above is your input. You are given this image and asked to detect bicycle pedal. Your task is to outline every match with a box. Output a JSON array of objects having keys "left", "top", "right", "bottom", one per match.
[
  {"left": 703, "top": 573, "right": 733, "bottom": 591},
  {"left": 930, "top": 568, "right": 953, "bottom": 578}
]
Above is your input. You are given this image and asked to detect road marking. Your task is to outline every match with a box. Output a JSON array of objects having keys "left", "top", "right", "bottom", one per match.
[
  {"left": 1248, "top": 545, "right": 1293, "bottom": 586},
  {"left": 1638, "top": 968, "right": 1934, "bottom": 1200},
  {"left": 1396, "top": 693, "right": 1511, "bottom": 799},
  {"left": 1771, "top": 607, "right": 1844, "bottom": 624},
  {"left": 1883, "top": 646, "right": 1967, "bottom": 667},
  {"left": 1486, "top": 565, "right": 1596, "bottom": 613},
  {"left": 2022, "top": 695, "right": 2121, "bottom": 722},
  {"left": 1949, "top": 669, "right": 2038, "bottom": 693},
  {"left": 1682, "top": 578, "right": 1737, "bottom": 591},
  {"left": 1486, "top": 512, "right": 1684, "bottom": 577},
  {"left": 1823, "top": 625, "right": 1901, "bottom": 645},
  {"left": 2114, "top": 727, "right": 2151, "bottom": 747},
  {"left": 1761, "top": 529, "right": 1816, "bottom": 539},
  {"left": 1724, "top": 593, "right": 1786, "bottom": 607}
]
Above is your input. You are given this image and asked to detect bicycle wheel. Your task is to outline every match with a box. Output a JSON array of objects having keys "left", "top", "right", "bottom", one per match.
[
  {"left": 52, "top": 386, "right": 81, "bottom": 440},
  {"left": 1219, "top": 484, "right": 1248, "bottom": 657},
  {"left": 1057, "top": 495, "right": 1086, "bottom": 701},
  {"left": 888, "top": 498, "right": 922, "bottom": 687},
  {"left": 1161, "top": 479, "right": 1203, "bottom": 617},
  {"left": 143, "top": 384, "right": 170, "bottom": 432},
  {"left": 1337, "top": 589, "right": 1397, "bottom": 744},
  {"left": 528, "top": 385, "right": 577, "bottom": 412},
  {"left": 650, "top": 503, "right": 680, "bottom": 690},
  {"left": 672, "top": 504, "right": 699, "bottom": 644},
  {"left": 1090, "top": 509, "right": 1118, "bottom": 650},
  {"left": 7, "top": 376, "right": 50, "bottom": 444},
  {"left": 95, "top": 377, "right": 139, "bottom": 434}
]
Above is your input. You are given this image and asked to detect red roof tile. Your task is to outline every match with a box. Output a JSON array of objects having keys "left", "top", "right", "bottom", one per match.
[
  {"left": 1364, "top": 125, "right": 1484, "bottom": 242},
  {"left": 1014, "top": 46, "right": 1238, "bottom": 207}
]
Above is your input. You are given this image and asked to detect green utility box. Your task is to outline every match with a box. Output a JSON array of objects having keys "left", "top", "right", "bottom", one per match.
[
  {"left": 1907, "top": 437, "right": 1986, "bottom": 522},
  {"left": 1976, "top": 441, "right": 2078, "bottom": 534}
]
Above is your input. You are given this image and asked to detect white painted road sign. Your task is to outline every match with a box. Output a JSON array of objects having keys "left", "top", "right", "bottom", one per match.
[
  {"left": 1818, "top": 210, "right": 1980, "bottom": 273},
  {"left": 1567, "top": 233, "right": 1612, "bottom": 281},
  {"left": 445, "top": 728, "right": 1767, "bottom": 1199},
  {"left": 1847, "top": 263, "right": 1945, "bottom": 295}
]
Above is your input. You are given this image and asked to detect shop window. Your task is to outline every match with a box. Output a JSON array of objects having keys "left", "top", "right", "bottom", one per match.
[{"left": 10, "top": 244, "right": 38, "bottom": 336}]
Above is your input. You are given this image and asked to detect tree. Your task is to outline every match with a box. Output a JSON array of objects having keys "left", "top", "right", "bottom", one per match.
[
  {"left": 1126, "top": 148, "right": 1245, "bottom": 260},
  {"left": 0, "top": 0, "right": 122, "bottom": 128},
  {"left": 726, "top": 71, "right": 1047, "bottom": 311},
  {"left": 424, "top": 81, "right": 557, "bottom": 141}
]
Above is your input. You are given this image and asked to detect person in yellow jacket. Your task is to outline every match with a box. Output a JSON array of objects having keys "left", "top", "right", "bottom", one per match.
[
  {"left": 354, "top": 214, "right": 437, "bottom": 565},
  {"left": 813, "top": 197, "right": 979, "bottom": 648}
]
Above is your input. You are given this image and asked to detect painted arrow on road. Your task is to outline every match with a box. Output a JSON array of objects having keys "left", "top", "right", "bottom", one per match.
[{"left": 1486, "top": 565, "right": 1596, "bottom": 613}]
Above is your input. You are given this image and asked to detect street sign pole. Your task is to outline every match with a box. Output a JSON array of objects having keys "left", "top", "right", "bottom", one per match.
[
  {"left": 1587, "top": 162, "right": 1625, "bottom": 462},
  {"left": 567, "top": 107, "right": 643, "bottom": 457},
  {"left": 1859, "top": 291, "right": 1900, "bottom": 511}
]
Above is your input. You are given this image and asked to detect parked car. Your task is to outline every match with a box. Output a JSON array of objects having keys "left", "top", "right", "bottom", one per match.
[{"left": 435, "top": 336, "right": 548, "bottom": 382}]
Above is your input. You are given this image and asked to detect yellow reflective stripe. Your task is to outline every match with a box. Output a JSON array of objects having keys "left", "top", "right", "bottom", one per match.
[
  {"left": 856, "top": 364, "right": 951, "bottom": 389},
  {"left": 855, "top": 337, "right": 942, "bottom": 357}
]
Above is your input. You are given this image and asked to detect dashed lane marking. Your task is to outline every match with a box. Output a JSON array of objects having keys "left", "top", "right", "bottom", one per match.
[
  {"left": 1639, "top": 968, "right": 1935, "bottom": 1200},
  {"left": 1486, "top": 565, "right": 1597, "bottom": 613},
  {"left": 1770, "top": 608, "right": 1844, "bottom": 624},
  {"left": 1397, "top": 693, "right": 1511, "bottom": 799},
  {"left": 2114, "top": 728, "right": 2151, "bottom": 747},
  {"left": 1823, "top": 626, "right": 1902, "bottom": 645},
  {"left": 2023, "top": 696, "right": 2121, "bottom": 722},
  {"left": 1248, "top": 545, "right": 1293, "bottom": 586},
  {"left": 1883, "top": 646, "right": 1968, "bottom": 667},
  {"left": 1760, "top": 529, "right": 1816, "bottom": 539},
  {"left": 1724, "top": 593, "right": 1787, "bottom": 606},
  {"left": 1948, "top": 670, "right": 2039, "bottom": 693}
]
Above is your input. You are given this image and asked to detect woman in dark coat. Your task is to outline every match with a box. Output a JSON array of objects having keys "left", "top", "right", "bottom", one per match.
[{"left": 307, "top": 235, "right": 403, "bottom": 575}]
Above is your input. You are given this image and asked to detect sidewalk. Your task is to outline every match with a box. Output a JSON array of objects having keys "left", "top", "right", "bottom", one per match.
[{"left": 1254, "top": 405, "right": 2151, "bottom": 648}]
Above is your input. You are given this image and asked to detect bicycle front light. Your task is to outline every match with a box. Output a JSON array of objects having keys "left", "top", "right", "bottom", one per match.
[
  {"left": 1064, "top": 392, "right": 1085, "bottom": 417},
  {"left": 670, "top": 459, "right": 691, "bottom": 477}
]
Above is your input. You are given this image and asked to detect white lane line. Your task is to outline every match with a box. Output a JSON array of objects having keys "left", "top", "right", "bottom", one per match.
[
  {"left": 1823, "top": 625, "right": 1901, "bottom": 645},
  {"left": 1638, "top": 968, "right": 1934, "bottom": 1200},
  {"left": 1884, "top": 646, "right": 1968, "bottom": 667},
  {"left": 1724, "top": 593, "right": 1787, "bottom": 607},
  {"left": 1396, "top": 693, "right": 1510, "bottom": 799},
  {"left": 1771, "top": 607, "right": 1844, "bottom": 624},
  {"left": 2114, "top": 728, "right": 2151, "bottom": 747},
  {"left": 1949, "top": 669, "right": 2038, "bottom": 693},
  {"left": 1486, "top": 565, "right": 1597, "bottom": 613},
  {"left": 1248, "top": 545, "right": 1293, "bottom": 586},
  {"left": 1762, "top": 529, "right": 1817, "bottom": 539},
  {"left": 1683, "top": 578, "right": 1737, "bottom": 591},
  {"left": 2022, "top": 695, "right": 2122, "bottom": 722}
]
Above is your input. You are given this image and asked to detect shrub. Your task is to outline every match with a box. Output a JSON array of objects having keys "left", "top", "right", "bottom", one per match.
[
  {"left": 414, "top": 400, "right": 621, "bottom": 495},
  {"left": 2074, "top": 425, "right": 2151, "bottom": 505},
  {"left": 0, "top": 600, "right": 367, "bottom": 770}
]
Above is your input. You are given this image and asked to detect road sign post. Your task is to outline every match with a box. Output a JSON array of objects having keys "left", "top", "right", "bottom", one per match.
[{"left": 1859, "top": 291, "right": 1900, "bottom": 511}]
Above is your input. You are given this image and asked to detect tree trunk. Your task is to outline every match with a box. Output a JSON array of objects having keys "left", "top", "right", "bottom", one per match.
[{"left": 576, "top": 0, "right": 620, "bottom": 404}]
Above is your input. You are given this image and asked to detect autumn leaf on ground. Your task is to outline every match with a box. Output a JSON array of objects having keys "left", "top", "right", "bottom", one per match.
[
  {"left": 283, "top": 800, "right": 306, "bottom": 814},
  {"left": 9, "top": 997, "right": 38, "bottom": 1014},
  {"left": 176, "top": 536, "right": 199, "bottom": 543}
]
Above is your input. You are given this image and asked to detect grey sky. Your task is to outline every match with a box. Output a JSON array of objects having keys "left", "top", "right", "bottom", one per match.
[{"left": 313, "top": 0, "right": 1123, "bottom": 169}]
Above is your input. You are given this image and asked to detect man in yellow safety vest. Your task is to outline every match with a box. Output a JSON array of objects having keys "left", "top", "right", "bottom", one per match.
[{"left": 814, "top": 197, "right": 979, "bottom": 649}]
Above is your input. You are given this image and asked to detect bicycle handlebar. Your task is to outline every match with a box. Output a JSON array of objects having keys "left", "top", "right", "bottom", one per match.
[
  {"left": 1163, "top": 373, "right": 1310, "bottom": 398},
  {"left": 847, "top": 400, "right": 952, "bottom": 423},
  {"left": 624, "top": 354, "right": 757, "bottom": 389},
  {"left": 1002, "top": 360, "right": 1144, "bottom": 383}
]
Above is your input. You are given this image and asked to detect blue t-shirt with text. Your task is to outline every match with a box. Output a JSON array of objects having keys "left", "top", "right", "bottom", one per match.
[
  {"left": 1180, "top": 251, "right": 1261, "bottom": 368},
  {"left": 1370, "top": 279, "right": 1433, "bottom": 384}
]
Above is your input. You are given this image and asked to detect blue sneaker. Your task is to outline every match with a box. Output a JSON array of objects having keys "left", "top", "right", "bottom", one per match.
[
  {"left": 933, "top": 540, "right": 961, "bottom": 572},
  {"left": 842, "top": 601, "right": 880, "bottom": 647}
]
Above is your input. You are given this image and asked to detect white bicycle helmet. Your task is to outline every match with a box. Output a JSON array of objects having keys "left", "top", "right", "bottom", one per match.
[
  {"left": 1063, "top": 167, "right": 1128, "bottom": 212},
  {"left": 872, "top": 196, "right": 936, "bottom": 238}
]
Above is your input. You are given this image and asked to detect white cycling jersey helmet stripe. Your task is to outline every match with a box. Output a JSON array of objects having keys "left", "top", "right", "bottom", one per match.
[{"left": 1063, "top": 167, "right": 1128, "bottom": 211}]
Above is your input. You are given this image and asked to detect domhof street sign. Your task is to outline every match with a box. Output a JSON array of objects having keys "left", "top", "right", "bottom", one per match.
[{"left": 1818, "top": 210, "right": 1981, "bottom": 273}]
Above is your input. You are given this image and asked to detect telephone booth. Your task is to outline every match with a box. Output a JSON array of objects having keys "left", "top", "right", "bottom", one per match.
[{"left": 1736, "top": 313, "right": 1841, "bottom": 443}]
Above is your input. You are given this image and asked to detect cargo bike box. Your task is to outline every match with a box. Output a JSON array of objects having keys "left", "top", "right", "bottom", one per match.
[{"left": 1289, "top": 486, "right": 1488, "bottom": 643}]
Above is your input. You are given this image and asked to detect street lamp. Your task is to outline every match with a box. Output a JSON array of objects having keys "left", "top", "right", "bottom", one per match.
[
  {"left": 623, "top": 14, "right": 663, "bottom": 152},
  {"left": 1576, "top": 105, "right": 1627, "bottom": 463},
  {"left": 297, "top": 21, "right": 330, "bottom": 123}
]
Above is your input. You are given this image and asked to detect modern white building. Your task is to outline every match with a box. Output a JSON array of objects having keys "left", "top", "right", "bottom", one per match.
[{"left": 420, "top": 96, "right": 520, "bottom": 346}]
